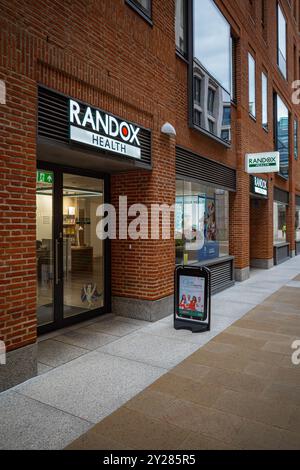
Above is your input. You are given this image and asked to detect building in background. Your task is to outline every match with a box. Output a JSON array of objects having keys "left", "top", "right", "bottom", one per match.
[{"left": 1, "top": 0, "right": 300, "bottom": 391}]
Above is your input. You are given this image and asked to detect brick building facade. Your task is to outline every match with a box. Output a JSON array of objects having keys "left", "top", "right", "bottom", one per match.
[{"left": 1, "top": 0, "right": 300, "bottom": 391}]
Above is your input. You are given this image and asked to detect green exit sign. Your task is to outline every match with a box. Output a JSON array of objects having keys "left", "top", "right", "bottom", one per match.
[{"left": 37, "top": 171, "right": 53, "bottom": 184}]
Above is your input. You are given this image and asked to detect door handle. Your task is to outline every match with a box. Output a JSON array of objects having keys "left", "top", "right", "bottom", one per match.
[{"left": 55, "top": 239, "right": 60, "bottom": 285}]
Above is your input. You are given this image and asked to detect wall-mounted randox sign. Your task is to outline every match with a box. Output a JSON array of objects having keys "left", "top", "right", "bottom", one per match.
[{"left": 174, "top": 265, "right": 211, "bottom": 333}]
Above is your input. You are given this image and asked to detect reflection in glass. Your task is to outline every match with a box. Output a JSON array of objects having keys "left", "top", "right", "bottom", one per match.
[
  {"left": 296, "top": 207, "right": 300, "bottom": 241},
  {"left": 274, "top": 202, "right": 287, "bottom": 244},
  {"left": 36, "top": 172, "right": 54, "bottom": 326},
  {"left": 193, "top": 0, "right": 231, "bottom": 92},
  {"left": 175, "top": 0, "right": 187, "bottom": 56},
  {"left": 275, "top": 94, "right": 289, "bottom": 178},
  {"left": 277, "top": 4, "right": 287, "bottom": 78},
  {"left": 248, "top": 53, "right": 256, "bottom": 117},
  {"left": 262, "top": 72, "right": 268, "bottom": 129},
  {"left": 192, "top": 61, "right": 231, "bottom": 143},
  {"left": 294, "top": 119, "right": 298, "bottom": 160},
  {"left": 63, "top": 174, "right": 104, "bottom": 319},
  {"left": 191, "top": 0, "right": 231, "bottom": 144},
  {"left": 175, "top": 180, "right": 229, "bottom": 265}
]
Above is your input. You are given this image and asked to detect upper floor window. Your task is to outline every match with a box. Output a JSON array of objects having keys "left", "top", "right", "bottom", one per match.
[
  {"left": 194, "top": 76, "right": 202, "bottom": 105},
  {"left": 126, "top": 0, "right": 152, "bottom": 20},
  {"left": 191, "top": 0, "right": 232, "bottom": 145},
  {"left": 248, "top": 53, "right": 256, "bottom": 118},
  {"left": 262, "top": 71, "right": 268, "bottom": 129},
  {"left": 274, "top": 94, "right": 289, "bottom": 178},
  {"left": 175, "top": 0, "right": 188, "bottom": 57},
  {"left": 294, "top": 119, "right": 298, "bottom": 160},
  {"left": 193, "top": 0, "right": 231, "bottom": 92},
  {"left": 277, "top": 3, "right": 287, "bottom": 78}
]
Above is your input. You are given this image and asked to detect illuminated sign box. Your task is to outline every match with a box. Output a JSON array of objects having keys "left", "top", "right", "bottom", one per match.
[
  {"left": 251, "top": 176, "right": 268, "bottom": 197},
  {"left": 69, "top": 99, "right": 141, "bottom": 160},
  {"left": 245, "top": 151, "right": 280, "bottom": 174}
]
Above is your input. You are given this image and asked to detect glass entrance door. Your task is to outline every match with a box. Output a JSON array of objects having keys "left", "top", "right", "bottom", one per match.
[
  {"left": 36, "top": 166, "right": 106, "bottom": 332},
  {"left": 62, "top": 174, "right": 104, "bottom": 319},
  {"left": 36, "top": 170, "right": 55, "bottom": 326}
]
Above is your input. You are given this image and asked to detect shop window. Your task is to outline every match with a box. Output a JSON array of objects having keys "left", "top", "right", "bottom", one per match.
[
  {"left": 294, "top": 119, "right": 298, "bottom": 160},
  {"left": 274, "top": 94, "right": 289, "bottom": 178},
  {"left": 248, "top": 53, "right": 256, "bottom": 118},
  {"left": 277, "top": 3, "right": 287, "bottom": 79},
  {"left": 175, "top": 180, "right": 229, "bottom": 265},
  {"left": 126, "top": 0, "right": 152, "bottom": 20},
  {"left": 296, "top": 206, "right": 300, "bottom": 241},
  {"left": 175, "top": 0, "right": 188, "bottom": 57},
  {"left": 273, "top": 201, "right": 287, "bottom": 244},
  {"left": 262, "top": 72, "right": 268, "bottom": 129},
  {"left": 191, "top": 0, "right": 232, "bottom": 145}
]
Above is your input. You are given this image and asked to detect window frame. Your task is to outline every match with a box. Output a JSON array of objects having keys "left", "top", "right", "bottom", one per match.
[
  {"left": 248, "top": 52, "right": 256, "bottom": 119},
  {"left": 188, "top": 0, "right": 232, "bottom": 148},
  {"left": 294, "top": 118, "right": 298, "bottom": 160},
  {"left": 125, "top": 0, "right": 152, "bottom": 24},
  {"left": 273, "top": 92, "right": 290, "bottom": 179},
  {"left": 277, "top": 2, "right": 287, "bottom": 79},
  {"left": 261, "top": 71, "right": 268, "bottom": 130},
  {"left": 175, "top": 0, "right": 189, "bottom": 59}
]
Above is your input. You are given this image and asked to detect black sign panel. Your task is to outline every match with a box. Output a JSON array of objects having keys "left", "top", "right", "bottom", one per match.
[
  {"left": 37, "top": 86, "right": 152, "bottom": 167},
  {"left": 250, "top": 176, "right": 268, "bottom": 198},
  {"left": 174, "top": 266, "right": 211, "bottom": 333}
]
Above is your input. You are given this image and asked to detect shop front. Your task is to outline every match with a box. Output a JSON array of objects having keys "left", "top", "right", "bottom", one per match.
[
  {"left": 249, "top": 175, "right": 273, "bottom": 269},
  {"left": 273, "top": 187, "right": 290, "bottom": 265},
  {"left": 175, "top": 146, "right": 235, "bottom": 294},
  {"left": 36, "top": 86, "right": 152, "bottom": 334}
]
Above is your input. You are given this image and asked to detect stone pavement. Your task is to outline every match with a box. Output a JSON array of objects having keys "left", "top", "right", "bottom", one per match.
[{"left": 1, "top": 257, "right": 300, "bottom": 449}]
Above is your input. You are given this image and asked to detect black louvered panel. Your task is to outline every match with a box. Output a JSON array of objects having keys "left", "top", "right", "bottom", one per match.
[
  {"left": 138, "top": 129, "right": 151, "bottom": 166},
  {"left": 209, "top": 259, "right": 234, "bottom": 294},
  {"left": 274, "top": 244, "right": 290, "bottom": 265},
  {"left": 38, "top": 86, "right": 152, "bottom": 167},
  {"left": 176, "top": 146, "right": 236, "bottom": 191},
  {"left": 296, "top": 195, "right": 300, "bottom": 206},
  {"left": 296, "top": 241, "right": 300, "bottom": 256},
  {"left": 274, "top": 187, "right": 289, "bottom": 205},
  {"left": 38, "top": 87, "right": 69, "bottom": 143}
]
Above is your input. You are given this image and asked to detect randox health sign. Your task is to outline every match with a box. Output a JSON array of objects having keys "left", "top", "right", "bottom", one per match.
[
  {"left": 69, "top": 99, "right": 141, "bottom": 159},
  {"left": 245, "top": 151, "right": 280, "bottom": 174}
]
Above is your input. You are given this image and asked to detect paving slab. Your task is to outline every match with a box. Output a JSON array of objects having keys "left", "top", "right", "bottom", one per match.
[
  {"left": 98, "top": 332, "right": 200, "bottom": 369},
  {"left": 37, "top": 339, "right": 89, "bottom": 367},
  {"left": 84, "top": 318, "right": 145, "bottom": 337},
  {"left": 14, "top": 351, "right": 166, "bottom": 423},
  {"left": 53, "top": 328, "right": 119, "bottom": 350},
  {"left": 0, "top": 391, "right": 91, "bottom": 450}
]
